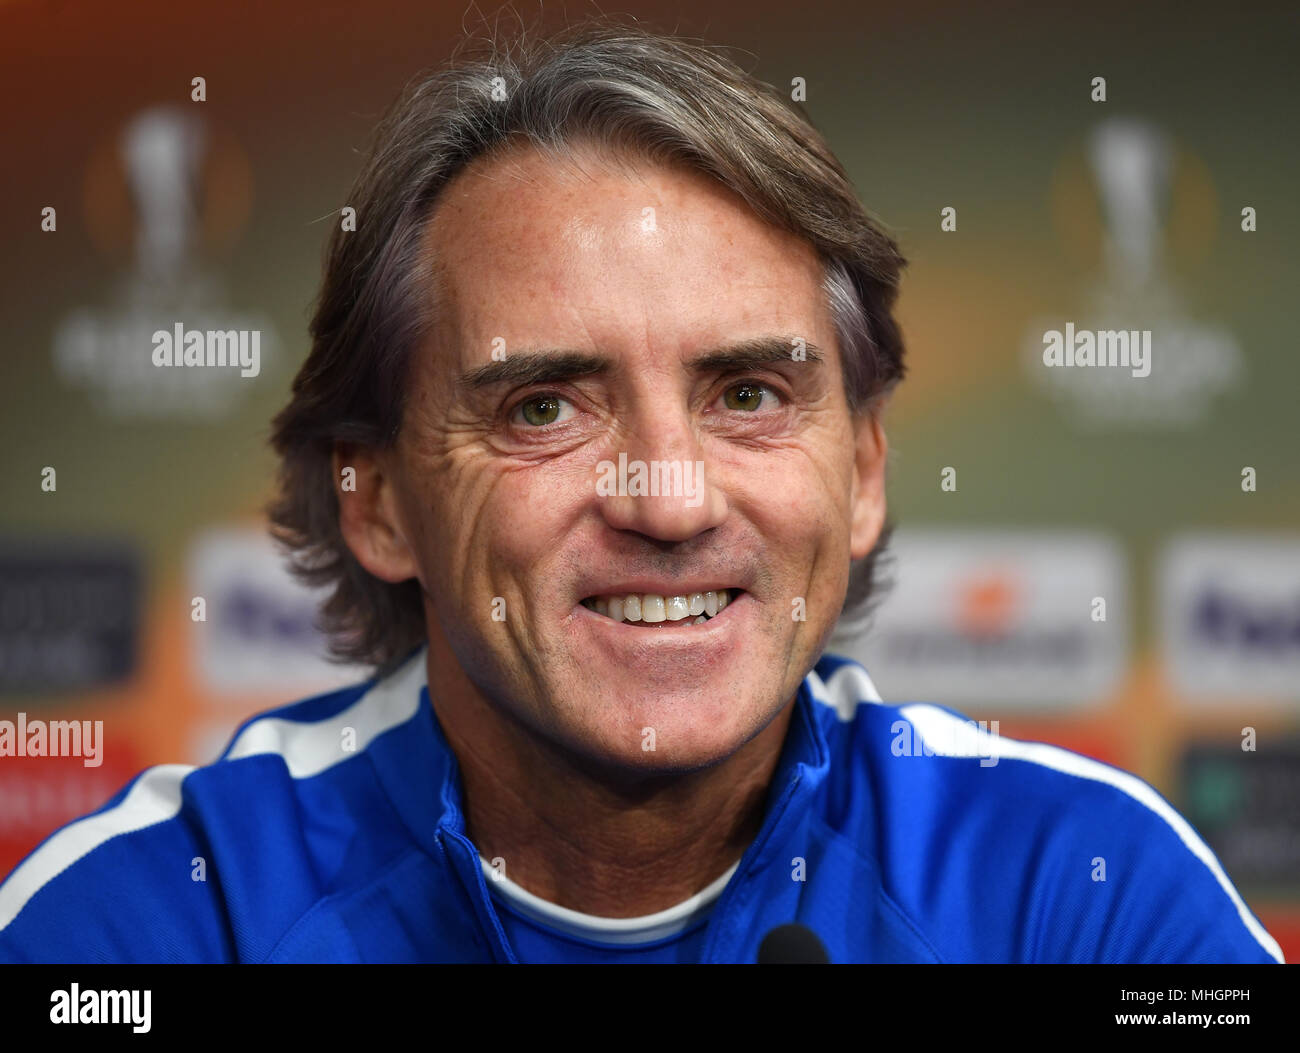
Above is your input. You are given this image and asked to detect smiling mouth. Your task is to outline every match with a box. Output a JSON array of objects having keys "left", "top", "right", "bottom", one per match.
[{"left": 579, "top": 588, "right": 740, "bottom": 626}]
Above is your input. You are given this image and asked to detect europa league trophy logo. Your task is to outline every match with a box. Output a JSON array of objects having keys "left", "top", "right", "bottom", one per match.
[
  {"left": 121, "top": 108, "right": 207, "bottom": 299},
  {"left": 53, "top": 104, "right": 275, "bottom": 418},
  {"left": 1023, "top": 115, "right": 1241, "bottom": 429},
  {"left": 1088, "top": 118, "right": 1171, "bottom": 302}
]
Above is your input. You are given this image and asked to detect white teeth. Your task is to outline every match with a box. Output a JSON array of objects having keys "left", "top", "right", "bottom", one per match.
[
  {"left": 665, "top": 596, "right": 691, "bottom": 621},
  {"left": 584, "top": 589, "right": 735, "bottom": 625}
]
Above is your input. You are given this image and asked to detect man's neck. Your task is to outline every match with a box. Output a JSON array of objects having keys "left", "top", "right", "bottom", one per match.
[{"left": 428, "top": 661, "right": 797, "bottom": 918}]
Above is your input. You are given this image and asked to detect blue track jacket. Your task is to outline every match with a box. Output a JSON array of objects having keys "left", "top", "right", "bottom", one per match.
[{"left": 0, "top": 650, "right": 1283, "bottom": 963}]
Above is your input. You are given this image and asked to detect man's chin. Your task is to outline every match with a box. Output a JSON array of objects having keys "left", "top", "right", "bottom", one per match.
[{"left": 544, "top": 683, "right": 791, "bottom": 781}]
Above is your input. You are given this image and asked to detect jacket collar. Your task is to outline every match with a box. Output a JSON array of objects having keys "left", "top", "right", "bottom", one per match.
[
  {"left": 739, "top": 672, "right": 832, "bottom": 873},
  {"left": 366, "top": 650, "right": 834, "bottom": 948}
]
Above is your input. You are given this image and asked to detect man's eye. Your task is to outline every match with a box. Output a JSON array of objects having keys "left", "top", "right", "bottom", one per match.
[
  {"left": 721, "top": 382, "right": 777, "bottom": 412},
  {"left": 513, "top": 394, "right": 574, "bottom": 427}
]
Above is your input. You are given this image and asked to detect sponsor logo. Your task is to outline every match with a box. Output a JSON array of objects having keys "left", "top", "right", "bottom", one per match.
[
  {"left": 1182, "top": 740, "right": 1300, "bottom": 889},
  {"left": 830, "top": 529, "right": 1128, "bottom": 707},
  {"left": 0, "top": 540, "right": 141, "bottom": 696},
  {"left": 187, "top": 527, "right": 367, "bottom": 696},
  {"left": 1159, "top": 533, "right": 1300, "bottom": 703}
]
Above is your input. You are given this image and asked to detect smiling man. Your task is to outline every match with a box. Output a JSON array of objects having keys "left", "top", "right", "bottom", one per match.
[
  {"left": 335, "top": 137, "right": 887, "bottom": 924},
  {"left": 0, "top": 19, "right": 1282, "bottom": 965}
]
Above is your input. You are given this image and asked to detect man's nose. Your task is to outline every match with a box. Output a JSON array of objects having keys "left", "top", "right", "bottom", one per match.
[{"left": 594, "top": 412, "right": 727, "bottom": 542}]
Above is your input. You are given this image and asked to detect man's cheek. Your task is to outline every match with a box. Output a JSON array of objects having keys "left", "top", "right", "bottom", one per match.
[{"left": 790, "top": 517, "right": 850, "bottom": 622}]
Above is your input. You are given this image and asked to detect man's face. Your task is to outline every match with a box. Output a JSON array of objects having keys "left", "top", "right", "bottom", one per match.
[{"left": 380, "top": 143, "right": 885, "bottom": 774}]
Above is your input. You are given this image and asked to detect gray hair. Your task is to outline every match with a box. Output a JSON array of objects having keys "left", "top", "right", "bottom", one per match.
[{"left": 269, "top": 16, "right": 907, "bottom": 670}]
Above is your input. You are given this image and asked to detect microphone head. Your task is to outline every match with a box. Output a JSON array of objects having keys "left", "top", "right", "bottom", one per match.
[{"left": 757, "top": 923, "right": 830, "bottom": 964}]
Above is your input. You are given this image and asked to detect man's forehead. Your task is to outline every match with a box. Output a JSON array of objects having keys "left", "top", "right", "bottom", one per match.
[
  {"left": 425, "top": 139, "right": 822, "bottom": 281},
  {"left": 419, "top": 142, "right": 830, "bottom": 376},
  {"left": 430, "top": 139, "right": 735, "bottom": 225}
]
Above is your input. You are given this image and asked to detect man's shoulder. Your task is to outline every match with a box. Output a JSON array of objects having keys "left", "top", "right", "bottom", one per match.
[
  {"left": 0, "top": 652, "right": 429, "bottom": 963},
  {"left": 808, "top": 652, "right": 1211, "bottom": 840},
  {"left": 804, "top": 653, "right": 1284, "bottom": 963},
  {"left": 810, "top": 652, "right": 1156, "bottom": 810}
]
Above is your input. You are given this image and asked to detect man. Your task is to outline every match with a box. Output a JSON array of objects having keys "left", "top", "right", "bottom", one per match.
[{"left": 0, "top": 19, "right": 1282, "bottom": 964}]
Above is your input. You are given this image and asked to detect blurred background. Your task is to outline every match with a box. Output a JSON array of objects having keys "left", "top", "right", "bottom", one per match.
[{"left": 1, "top": 0, "right": 1297, "bottom": 958}]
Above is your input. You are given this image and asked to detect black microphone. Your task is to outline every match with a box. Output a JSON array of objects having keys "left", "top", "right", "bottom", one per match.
[{"left": 757, "top": 923, "right": 830, "bottom": 963}]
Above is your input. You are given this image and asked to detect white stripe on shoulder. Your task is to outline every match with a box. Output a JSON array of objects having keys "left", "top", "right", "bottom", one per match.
[
  {"left": 900, "top": 703, "right": 1285, "bottom": 965},
  {"left": 0, "top": 763, "right": 194, "bottom": 931},
  {"left": 806, "top": 660, "right": 885, "bottom": 720},
  {"left": 221, "top": 648, "right": 427, "bottom": 777},
  {"left": 0, "top": 649, "right": 428, "bottom": 933}
]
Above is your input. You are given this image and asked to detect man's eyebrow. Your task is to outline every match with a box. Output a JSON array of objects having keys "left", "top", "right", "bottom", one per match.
[
  {"left": 690, "top": 336, "right": 823, "bottom": 374},
  {"left": 457, "top": 351, "right": 611, "bottom": 391},
  {"left": 455, "top": 337, "right": 822, "bottom": 392}
]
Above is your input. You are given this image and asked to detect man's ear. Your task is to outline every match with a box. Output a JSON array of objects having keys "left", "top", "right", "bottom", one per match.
[
  {"left": 849, "top": 408, "right": 888, "bottom": 562},
  {"left": 333, "top": 443, "right": 421, "bottom": 584}
]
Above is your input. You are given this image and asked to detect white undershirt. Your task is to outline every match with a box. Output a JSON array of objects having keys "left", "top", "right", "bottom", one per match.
[{"left": 479, "top": 854, "right": 741, "bottom": 946}]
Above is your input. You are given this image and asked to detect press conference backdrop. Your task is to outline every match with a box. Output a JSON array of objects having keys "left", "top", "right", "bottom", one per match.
[{"left": 2, "top": 0, "right": 1297, "bottom": 958}]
